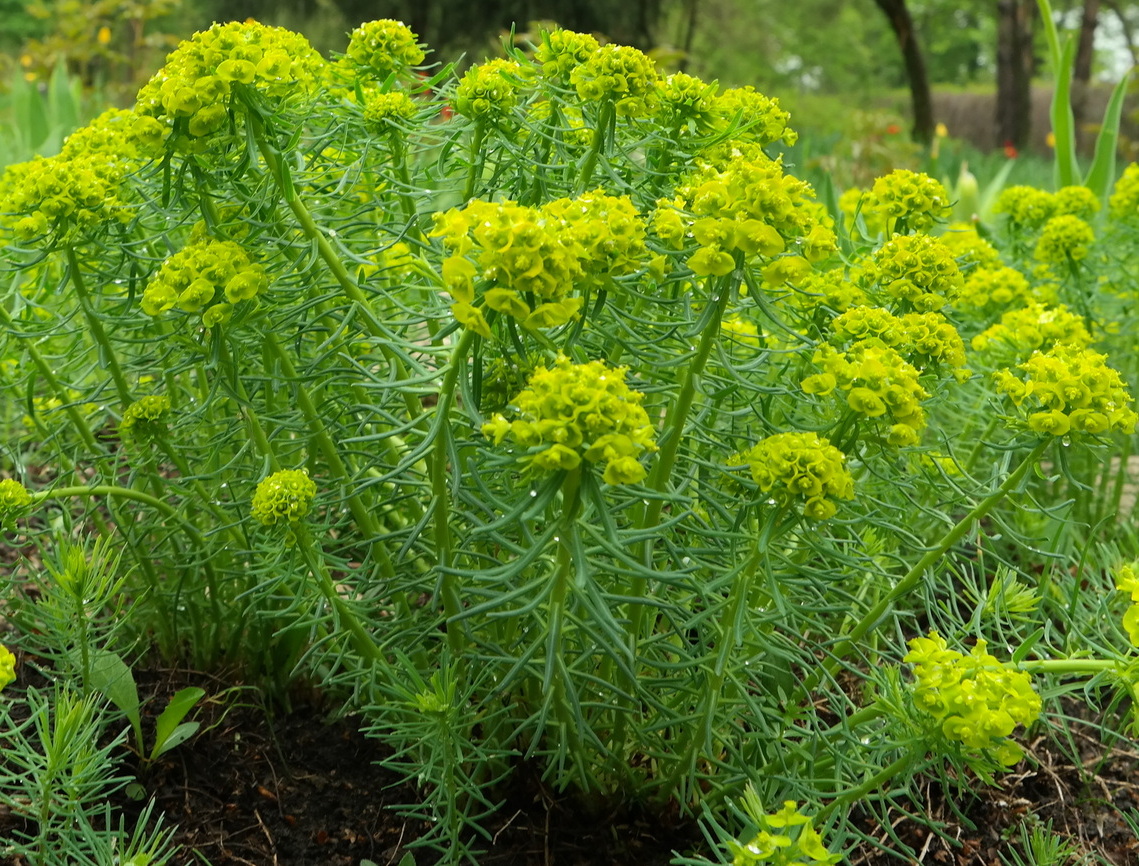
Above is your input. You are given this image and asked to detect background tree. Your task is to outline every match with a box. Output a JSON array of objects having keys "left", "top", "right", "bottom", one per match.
[
  {"left": 871, "top": 0, "right": 934, "bottom": 143},
  {"left": 996, "top": 0, "right": 1036, "bottom": 150}
]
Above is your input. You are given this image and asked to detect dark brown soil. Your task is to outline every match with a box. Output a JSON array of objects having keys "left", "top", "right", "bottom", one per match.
[{"left": 4, "top": 659, "right": 1139, "bottom": 865}]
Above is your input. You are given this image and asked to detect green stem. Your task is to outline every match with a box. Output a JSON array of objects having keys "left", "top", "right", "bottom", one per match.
[
  {"left": 544, "top": 466, "right": 592, "bottom": 789},
  {"left": 433, "top": 328, "right": 477, "bottom": 653},
  {"left": 65, "top": 245, "right": 132, "bottom": 407},
  {"left": 32, "top": 484, "right": 206, "bottom": 547},
  {"left": 292, "top": 523, "right": 384, "bottom": 664},
  {"left": 806, "top": 438, "right": 1051, "bottom": 692},
  {"left": 625, "top": 280, "right": 732, "bottom": 638},
  {"left": 815, "top": 750, "right": 917, "bottom": 822},
  {"left": 263, "top": 333, "right": 395, "bottom": 580},
  {"left": 246, "top": 110, "right": 424, "bottom": 428},
  {"left": 389, "top": 134, "right": 422, "bottom": 234},
  {"left": 1018, "top": 658, "right": 1117, "bottom": 675},
  {"left": 462, "top": 120, "right": 486, "bottom": 201},
  {"left": 575, "top": 100, "right": 614, "bottom": 195},
  {"left": 2, "top": 315, "right": 101, "bottom": 453},
  {"left": 660, "top": 507, "right": 783, "bottom": 798},
  {"left": 213, "top": 334, "right": 281, "bottom": 472}
]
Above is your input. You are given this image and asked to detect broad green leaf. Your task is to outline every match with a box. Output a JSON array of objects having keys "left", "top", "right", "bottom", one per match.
[
  {"left": 1036, "top": 0, "right": 1079, "bottom": 187},
  {"left": 88, "top": 649, "right": 142, "bottom": 749},
  {"left": 1084, "top": 68, "right": 1133, "bottom": 201},
  {"left": 150, "top": 686, "right": 206, "bottom": 761},
  {"left": 150, "top": 721, "right": 201, "bottom": 760}
]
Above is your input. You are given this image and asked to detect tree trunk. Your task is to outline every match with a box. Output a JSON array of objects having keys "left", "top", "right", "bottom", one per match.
[
  {"left": 996, "top": 0, "right": 1036, "bottom": 150},
  {"left": 1103, "top": 0, "right": 1139, "bottom": 67},
  {"left": 872, "top": 0, "right": 934, "bottom": 144},
  {"left": 1072, "top": 0, "right": 1101, "bottom": 139}
]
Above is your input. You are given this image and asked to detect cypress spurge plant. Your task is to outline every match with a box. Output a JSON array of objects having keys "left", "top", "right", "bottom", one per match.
[{"left": 4, "top": 16, "right": 1139, "bottom": 865}]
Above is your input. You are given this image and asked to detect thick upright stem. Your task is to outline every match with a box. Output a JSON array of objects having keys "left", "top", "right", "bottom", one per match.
[
  {"left": 263, "top": 333, "right": 395, "bottom": 579},
  {"left": 65, "top": 245, "right": 132, "bottom": 407},
  {"left": 432, "top": 328, "right": 476, "bottom": 652}
]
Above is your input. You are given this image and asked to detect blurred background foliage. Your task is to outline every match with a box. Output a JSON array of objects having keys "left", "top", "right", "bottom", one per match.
[{"left": 1, "top": 0, "right": 1138, "bottom": 174}]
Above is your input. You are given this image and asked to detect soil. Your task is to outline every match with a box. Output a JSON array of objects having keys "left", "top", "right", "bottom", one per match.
[{"left": 3, "top": 661, "right": 1139, "bottom": 865}]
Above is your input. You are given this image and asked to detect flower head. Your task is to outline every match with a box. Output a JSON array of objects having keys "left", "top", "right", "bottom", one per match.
[
  {"left": 0, "top": 645, "right": 14, "bottom": 691},
  {"left": 864, "top": 169, "right": 951, "bottom": 234},
  {"left": 0, "top": 479, "right": 33, "bottom": 529},
  {"left": 363, "top": 91, "right": 417, "bottom": 134},
  {"left": 251, "top": 469, "right": 317, "bottom": 526},
  {"left": 454, "top": 58, "right": 529, "bottom": 121},
  {"left": 1034, "top": 214, "right": 1095, "bottom": 264},
  {"left": 142, "top": 238, "right": 268, "bottom": 323},
  {"left": 345, "top": 19, "right": 424, "bottom": 79},
  {"left": 135, "top": 21, "right": 326, "bottom": 151},
  {"left": 710, "top": 86, "right": 796, "bottom": 147},
  {"left": 971, "top": 301, "right": 1090, "bottom": 357},
  {"left": 1109, "top": 163, "right": 1139, "bottom": 220},
  {"left": 534, "top": 28, "right": 600, "bottom": 84},
  {"left": 994, "top": 344, "right": 1138, "bottom": 436},
  {"left": 482, "top": 356, "right": 656, "bottom": 483},
  {"left": 905, "top": 631, "right": 1041, "bottom": 764},
  {"left": 735, "top": 432, "right": 854, "bottom": 519},
  {"left": 859, "top": 233, "right": 963, "bottom": 312},
  {"left": 120, "top": 395, "right": 172, "bottom": 440},
  {"left": 570, "top": 44, "right": 659, "bottom": 116},
  {"left": 995, "top": 185, "right": 1056, "bottom": 229}
]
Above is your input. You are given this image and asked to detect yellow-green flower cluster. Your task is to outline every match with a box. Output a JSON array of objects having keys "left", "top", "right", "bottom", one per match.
[
  {"left": 433, "top": 199, "right": 585, "bottom": 335},
  {"left": 0, "top": 479, "right": 33, "bottom": 528},
  {"left": 481, "top": 356, "right": 657, "bottom": 484},
  {"left": 735, "top": 432, "right": 853, "bottom": 520},
  {"left": 803, "top": 343, "right": 929, "bottom": 446},
  {"left": 993, "top": 345, "right": 1138, "bottom": 436},
  {"left": 1034, "top": 214, "right": 1095, "bottom": 264},
  {"left": 543, "top": 191, "right": 648, "bottom": 283},
  {"left": 728, "top": 800, "right": 840, "bottom": 866},
  {"left": 533, "top": 28, "right": 600, "bottom": 84},
  {"left": 59, "top": 107, "right": 151, "bottom": 166},
  {"left": 1, "top": 152, "right": 129, "bottom": 243},
  {"left": 859, "top": 233, "right": 963, "bottom": 312},
  {"left": 570, "top": 44, "right": 659, "bottom": 116},
  {"left": 673, "top": 152, "right": 836, "bottom": 277},
  {"left": 1053, "top": 185, "right": 1100, "bottom": 219},
  {"left": 936, "top": 222, "right": 1002, "bottom": 269},
  {"left": 831, "top": 307, "right": 966, "bottom": 374},
  {"left": 710, "top": 86, "right": 796, "bottom": 147},
  {"left": 120, "top": 395, "right": 172, "bottom": 440},
  {"left": 656, "top": 72, "right": 719, "bottom": 129},
  {"left": 251, "top": 469, "right": 317, "bottom": 526},
  {"left": 363, "top": 91, "right": 417, "bottom": 134},
  {"left": 1109, "top": 162, "right": 1139, "bottom": 220},
  {"left": 0, "top": 644, "right": 14, "bottom": 691},
  {"left": 769, "top": 263, "right": 867, "bottom": 313},
  {"left": 971, "top": 302, "right": 1090, "bottom": 356},
  {"left": 1115, "top": 562, "right": 1139, "bottom": 647},
  {"left": 142, "top": 238, "right": 269, "bottom": 325},
  {"left": 345, "top": 19, "right": 424, "bottom": 79},
  {"left": 953, "top": 266, "right": 1038, "bottom": 320},
  {"left": 864, "top": 169, "right": 951, "bottom": 234},
  {"left": 135, "top": 21, "right": 326, "bottom": 149},
  {"left": 905, "top": 631, "right": 1041, "bottom": 765},
  {"left": 454, "top": 59, "right": 528, "bottom": 121},
  {"left": 994, "top": 185, "right": 1056, "bottom": 229}
]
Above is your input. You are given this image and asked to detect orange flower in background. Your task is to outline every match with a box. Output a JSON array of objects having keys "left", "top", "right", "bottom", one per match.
[
  {"left": 885, "top": 123, "right": 902, "bottom": 135},
  {"left": 1003, "top": 140, "right": 1019, "bottom": 159}
]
